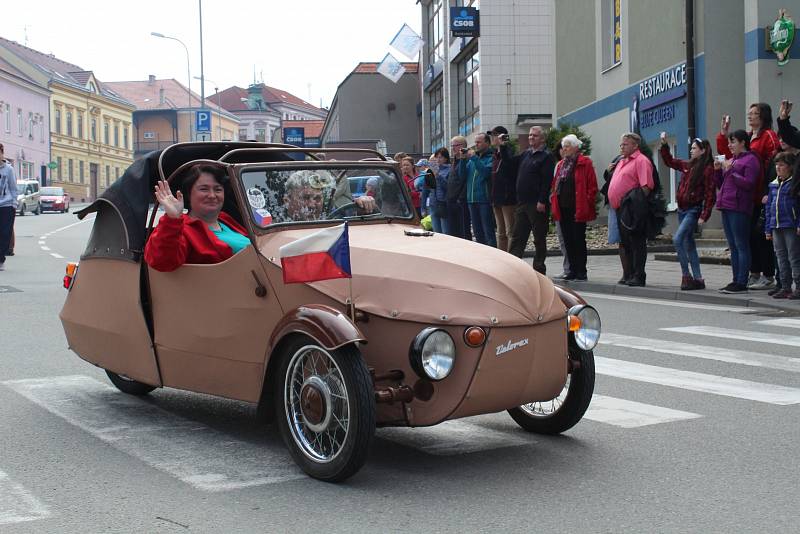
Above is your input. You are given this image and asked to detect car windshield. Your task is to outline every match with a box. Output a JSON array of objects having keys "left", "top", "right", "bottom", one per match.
[
  {"left": 41, "top": 187, "right": 64, "bottom": 195},
  {"left": 240, "top": 166, "right": 413, "bottom": 227}
]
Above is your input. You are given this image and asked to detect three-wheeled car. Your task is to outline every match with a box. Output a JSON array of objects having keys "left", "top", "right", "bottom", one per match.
[{"left": 59, "top": 142, "right": 600, "bottom": 482}]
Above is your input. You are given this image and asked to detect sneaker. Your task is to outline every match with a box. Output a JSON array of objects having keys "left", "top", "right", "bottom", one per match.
[
  {"left": 681, "top": 275, "right": 693, "bottom": 290},
  {"left": 746, "top": 273, "right": 760, "bottom": 288},
  {"left": 721, "top": 283, "right": 748, "bottom": 294},
  {"left": 788, "top": 290, "right": 800, "bottom": 300},
  {"left": 554, "top": 272, "right": 571, "bottom": 280},
  {"left": 617, "top": 277, "right": 629, "bottom": 285},
  {"left": 749, "top": 275, "right": 775, "bottom": 290},
  {"left": 768, "top": 286, "right": 783, "bottom": 296},
  {"left": 627, "top": 278, "right": 646, "bottom": 287},
  {"left": 772, "top": 289, "right": 792, "bottom": 299},
  {"left": 573, "top": 275, "right": 588, "bottom": 282},
  {"left": 719, "top": 282, "right": 737, "bottom": 292},
  {"left": 692, "top": 278, "right": 706, "bottom": 290}
]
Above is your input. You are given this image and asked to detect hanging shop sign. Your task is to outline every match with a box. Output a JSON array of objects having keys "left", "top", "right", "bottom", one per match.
[
  {"left": 450, "top": 7, "right": 479, "bottom": 38},
  {"left": 767, "top": 9, "right": 795, "bottom": 66},
  {"left": 284, "top": 127, "right": 305, "bottom": 147}
]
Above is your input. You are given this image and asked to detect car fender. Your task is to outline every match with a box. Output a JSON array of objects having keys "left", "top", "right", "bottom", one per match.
[{"left": 553, "top": 284, "right": 587, "bottom": 310}]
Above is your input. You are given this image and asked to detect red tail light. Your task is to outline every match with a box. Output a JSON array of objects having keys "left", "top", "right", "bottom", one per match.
[{"left": 63, "top": 262, "right": 79, "bottom": 289}]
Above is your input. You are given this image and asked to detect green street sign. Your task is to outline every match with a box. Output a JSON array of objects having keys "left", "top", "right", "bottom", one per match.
[
  {"left": 769, "top": 10, "right": 795, "bottom": 66},
  {"left": 47, "top": 161, "right": 57, "bottom": 169}
]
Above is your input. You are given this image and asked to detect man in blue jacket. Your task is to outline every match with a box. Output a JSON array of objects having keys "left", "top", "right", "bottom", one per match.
[{"left": 456, "top": 133, "right": 496, "bottom": 246}]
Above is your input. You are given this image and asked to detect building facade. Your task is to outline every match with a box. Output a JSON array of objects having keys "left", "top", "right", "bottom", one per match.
[
  {"left": 105, "top": 76, "right": 240, "bottom": 159},
  {"left": 0, "top": 37, "right": 135, "bottom": 202},
  {"left": 0, "top": 56, "right": 50, "bottom": 184},
  {"left": 320, "top": 62, "right": 421, "bottom": 154},
  {"left": 555, "top": 0, "right": 800, "bottom": 223},
  {"left": 419, "top": 0, "right": 555, "bottom": 152}
]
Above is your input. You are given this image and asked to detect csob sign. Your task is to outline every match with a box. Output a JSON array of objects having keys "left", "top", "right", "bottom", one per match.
[
  {"left": 284, "top": 127, "right": 305, "bottom": 147},
  {"left": 450, "top": 7, "right": 480, "bottom": 37}
]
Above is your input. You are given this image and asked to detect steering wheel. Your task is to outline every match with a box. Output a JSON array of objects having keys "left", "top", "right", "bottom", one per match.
[{"left": 327, "top": 202, "right": 358, "bottom": 219}]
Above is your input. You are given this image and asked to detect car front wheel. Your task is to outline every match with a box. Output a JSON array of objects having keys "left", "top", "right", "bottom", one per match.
[
  {"left": 508, "top": 347, "right": 595, "bottom": 435},
  {"left": 106, "top": 370, "right": 156, "bottom": 396},
  {"left": 275, "top": 336, "right": 375, "bottom": 482}
]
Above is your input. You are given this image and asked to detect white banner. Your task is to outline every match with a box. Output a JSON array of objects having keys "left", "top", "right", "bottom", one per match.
[
  {"left": 390, "top": 23, "right": 424, "bottom": 60},
  {"left": 376, "top": 53, "right": 406, "bottom": 84}
]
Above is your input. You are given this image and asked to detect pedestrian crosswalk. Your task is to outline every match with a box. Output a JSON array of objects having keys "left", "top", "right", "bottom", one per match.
[{"left": 1, "top": 314, "right": 798, "bottom": 523}]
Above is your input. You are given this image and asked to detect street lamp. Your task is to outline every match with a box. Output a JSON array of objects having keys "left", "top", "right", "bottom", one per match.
[
  {"left": 195, "top": 75, "right": 221, "bottom": 140},
  {"left": 151, "top": 31, "right": 193, "bottom": 141}
]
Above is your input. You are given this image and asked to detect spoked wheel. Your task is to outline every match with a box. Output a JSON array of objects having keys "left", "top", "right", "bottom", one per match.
[
  {"left": 275, "top": 337, "right": 374, "bottom": 482},
  {"left": 105, "top": 370, "right": 156, "bottom": 396},
  {"left": 508, "top": 348, "right": 595, "bottom": 435}
]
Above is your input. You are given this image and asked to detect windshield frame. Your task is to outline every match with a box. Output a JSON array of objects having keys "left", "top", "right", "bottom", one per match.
[{"left": 232, "top": 160, "right": 417, "bottom": 235}]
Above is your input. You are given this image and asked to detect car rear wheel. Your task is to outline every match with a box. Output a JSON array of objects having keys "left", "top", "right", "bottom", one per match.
[
  {"left": 106, "top": 370, "right": 156, "bottom": 396},
  {"left": 274, "top": 336, "right": 375, "bottom": 482},
  {"left": 508, "top": 348, "right": 594, "bottom": 435}
]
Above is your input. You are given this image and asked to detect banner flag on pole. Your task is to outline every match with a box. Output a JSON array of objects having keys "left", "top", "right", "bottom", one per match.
[
  {"left": 390, "top": 23, "right": 424, "bottom": 59},
  {"left": 376, "top": 53, "right": 406, "bottom": 84}
]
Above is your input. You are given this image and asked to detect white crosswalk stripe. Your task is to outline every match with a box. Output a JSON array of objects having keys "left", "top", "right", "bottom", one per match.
[
  {"left": 752, "top": 318, "right": 800, "bottom": 329},
  {"left": 595, "top": 357, "right": 800, "bottom": 405},
  {"left": 662, "top": 326, "right": 800, "bottom": 347},
  {"left": 378, "top": 419, "right": 533, "bottom": 455},
  {"left": 601, "top": 333, "right": 800, "bottom": 373},
  {"left": 0, "top": 469, "right": 50, "bottom": 526},
  {"left": 2, "top": 375, "right": 304, "bottom": 492},
  {"left": 584, "top": 395, "right": 701, "bottom": 428}
]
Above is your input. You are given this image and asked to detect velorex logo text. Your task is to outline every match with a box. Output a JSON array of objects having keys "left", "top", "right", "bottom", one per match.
[{"left": 495, "top": 338, "right": 529, "bottom": 357}]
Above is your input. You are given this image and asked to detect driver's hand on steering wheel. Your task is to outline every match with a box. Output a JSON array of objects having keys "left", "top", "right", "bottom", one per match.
[{"left": 354, "top": 195, "right": 376, "bottom": 213}]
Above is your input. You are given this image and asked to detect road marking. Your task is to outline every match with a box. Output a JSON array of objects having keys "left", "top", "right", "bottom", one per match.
[
  {"left": 377, "top": 419, "right": 533, "bottom": 455},
  {"left": 37, "top": 240, "right": 45, "bottom": 245},
  {"left": 578, "top": 292, "right": 754, "bottom": 313},
  {"left": 596, "top": 357, "right": 800, "bottom": 405},
  {"left": 753, "top": 318, "right": 800, "bottom": 329},
  {"left": 41, "top": 214, "right": 95, "bottom": 238},
  {"left": 40, "top": 246, "right": 50, "bottom": 251},
  {"left": 2, "top": 375, "right": 304, "bottom": 491},
  {"left": 585, "top": 395, "right": 702, "bottom": 428},
  {"left": 0, "top": 469, "right": 50, "bottom": 525},
  {"left": 49, "top": 253, "right": 63, "bottom": 259},
  {"left": 662, "top": 326, "right": 800, "bottom": 348},
  {"left": 601, "top": 333, "right": 800, "bottom": 373}
]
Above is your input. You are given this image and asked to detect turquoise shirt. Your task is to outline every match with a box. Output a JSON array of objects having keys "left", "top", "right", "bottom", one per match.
[{"left": 212, "top": 222, "right": 250, "bottom": 254}]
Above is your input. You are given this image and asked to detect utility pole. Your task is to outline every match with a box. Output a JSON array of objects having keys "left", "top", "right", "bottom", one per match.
[{"left": 199, "top": 0, "right": 205, "bottom": 115}]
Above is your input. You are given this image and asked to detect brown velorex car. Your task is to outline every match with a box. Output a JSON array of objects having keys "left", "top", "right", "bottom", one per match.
[{"left": 59, "top": 142, "right": 601, "bottom": 482}]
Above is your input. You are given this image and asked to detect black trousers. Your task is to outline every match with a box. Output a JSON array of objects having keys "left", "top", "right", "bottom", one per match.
[
  {"left": 559, "top": 206, "right": 587, "bottom": 277},
  {"left": 445, "top": 200, "right": 472, "bottom": 241},
  {"left": 509, "top": 203, "right": 549, "bottom": 274},
  {"left": 0, "top": 206, "right": 15, "bottom": 263},
  {"left": 618, "top": 214, "right": 647, "bottom": 282},
  {"left": 749, "top": 208, "right": 775, "bottom": 276}
]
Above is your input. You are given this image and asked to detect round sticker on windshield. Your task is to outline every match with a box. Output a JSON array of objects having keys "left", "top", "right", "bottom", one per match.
[{"left": 247, "top": 187, "right": 266, "bottom": 209}]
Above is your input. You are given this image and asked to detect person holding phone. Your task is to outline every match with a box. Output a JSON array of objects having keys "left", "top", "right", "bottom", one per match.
[{"left": 660, "top": 134, "right": 715, "bottom": 290}]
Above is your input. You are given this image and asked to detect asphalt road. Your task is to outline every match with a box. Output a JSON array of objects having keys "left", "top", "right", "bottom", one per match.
[{"left": 1, "top": 211, "right": 799, "bottom": 533}]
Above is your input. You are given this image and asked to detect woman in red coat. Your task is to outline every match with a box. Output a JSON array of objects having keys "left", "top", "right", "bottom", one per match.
[
  {"left": 400, "top": 157, "right": 421, "bottom": 217},
  {"left": 144, "top": 164, "right": 250, "bottom": 272},
  {"left": 550, "top": 134, "right": 598, "bottom": 281}
]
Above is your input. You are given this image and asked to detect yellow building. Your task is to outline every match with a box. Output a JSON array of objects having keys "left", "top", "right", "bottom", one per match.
[{"left": 0, "top": 37, "right": 135, "bottom": 202}]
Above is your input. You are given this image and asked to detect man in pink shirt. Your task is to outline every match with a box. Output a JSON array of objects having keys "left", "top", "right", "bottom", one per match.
[{"left": 608, "top": 133, "right": 654, "bottom": 286}]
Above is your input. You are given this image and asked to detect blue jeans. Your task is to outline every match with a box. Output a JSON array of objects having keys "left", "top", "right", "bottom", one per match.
[
  {"left": 431, "top": 201, "right": 448, "bottom": 234},
  {"left": 674, "top": 206, "right": 702, "bottom": 278},
  {"left": 722, "top": 210, "right": 751, "bottom": 285},
  {"left": 468, "top": 202, "right": 497, "bottom": 247}
]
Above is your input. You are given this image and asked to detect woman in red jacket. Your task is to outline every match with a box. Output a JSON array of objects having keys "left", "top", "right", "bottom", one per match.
[
  {"left": 660, "top": 136, "right": 715, "bottom": 290},
  {"left": 400, "top": 157, "right": 421, "bottom": 217},
  {"left": 144, "top": 164, "right": 250, "bottom": 272},
  {"left": 550, "top": 134, "right": 598, "bottom": 281}
]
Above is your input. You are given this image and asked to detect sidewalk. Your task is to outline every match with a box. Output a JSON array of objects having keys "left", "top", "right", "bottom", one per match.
[{"left": 529, "top": 251, "right": 800, "bottom": 313}]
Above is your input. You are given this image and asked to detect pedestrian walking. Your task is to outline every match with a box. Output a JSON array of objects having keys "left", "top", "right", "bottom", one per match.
[
  {"left": 714, "top": 130, "right": 762, "bottom": 293},
  {"left": 505, "top": 126, "right": 555, "bottom": 274},
  {"left": 659, "top": 136, "right": 716, "bottom": 290},
  {"left": 0, "top": 142, "right": 18, "bottom": 271},
  {"left": 549, "top": 134, "right": 598, "bottom": 281},
  {"left": 608, "top": 133, "right": 655, "bottom": 286},
  {"left": 489, "top": 126, "right": 517, "bottom": 252},
  {"left": 765, "top": 151, "right": 800, "bottom": 299},
  {"left": 456, "top": 133, "right": 495, "bottom": 247}
]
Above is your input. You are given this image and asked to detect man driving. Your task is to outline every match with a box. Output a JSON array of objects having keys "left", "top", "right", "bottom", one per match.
[{"left": 283, "top": 169, "right": 377, "bottom": 222}]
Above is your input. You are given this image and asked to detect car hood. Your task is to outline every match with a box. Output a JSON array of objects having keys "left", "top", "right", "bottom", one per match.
[{"left": 257, "top": 224, "right": 566, "bottom": 326}]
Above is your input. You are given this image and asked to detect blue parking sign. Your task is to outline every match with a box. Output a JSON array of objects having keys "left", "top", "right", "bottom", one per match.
[{"left": 196, "top": 109, "right": 212, "bottom": 132}]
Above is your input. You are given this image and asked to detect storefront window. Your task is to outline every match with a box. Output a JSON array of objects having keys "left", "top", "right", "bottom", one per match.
[
  {"left": 427, "top": 0, "right": 444, "bottom": 67},
  {"left": 602, "top": 0, "right": 622, "bottom": 71},
  {"left": 429, "top": 83, "right": 444, "bottom": 151},
  {"left": 457, "top": 48, "right": 480, "bottom": 137}
]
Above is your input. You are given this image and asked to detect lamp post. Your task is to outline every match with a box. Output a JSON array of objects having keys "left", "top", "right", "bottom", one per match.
[
  {"left": 195, "top": 75, "right": 221, "bottom": 140},
  {"left": 151, "top": 31, "right": 193, "bottom": 142}
]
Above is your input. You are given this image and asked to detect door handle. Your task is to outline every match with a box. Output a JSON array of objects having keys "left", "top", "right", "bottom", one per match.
[{"left": 251, "top": 270, "right": 268, "bottom": 298}]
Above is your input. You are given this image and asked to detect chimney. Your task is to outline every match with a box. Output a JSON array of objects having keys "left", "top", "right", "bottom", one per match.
[
  {"left": 148, "top": 74, "right": 156, "bottom": 85},
  {"left": 159, "top": 87, "right": 165, "bottom": 104}
]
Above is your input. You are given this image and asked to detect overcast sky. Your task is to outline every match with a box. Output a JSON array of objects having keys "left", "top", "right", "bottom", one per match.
[{"left": 3, "top": 0, "right": 423, "bottom": 109}]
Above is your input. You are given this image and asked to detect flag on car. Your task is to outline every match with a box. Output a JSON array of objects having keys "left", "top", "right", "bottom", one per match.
[{"left": 279, "top": 223, "right": 352, "bottom": 284}]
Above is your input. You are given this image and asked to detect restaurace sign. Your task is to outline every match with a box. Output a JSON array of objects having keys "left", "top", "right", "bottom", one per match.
[{"left": 639, "top": 63, "right": 686, "bottom": 101}]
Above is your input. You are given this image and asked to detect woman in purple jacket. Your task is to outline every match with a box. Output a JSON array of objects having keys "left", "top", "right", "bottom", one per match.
[{"left": 714, "top": 130, "right": 763, "bottom": 293}]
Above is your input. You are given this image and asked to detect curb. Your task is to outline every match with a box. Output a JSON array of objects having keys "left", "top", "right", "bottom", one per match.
[
  {"left": 654, "top": 253, "right": 731, "bottom": 265},
  {"left": 556, "top": 280, "right": 800, "bottom": 314},
  {"left": 523, "top": 244, "right": 675, "bottom": 259}
]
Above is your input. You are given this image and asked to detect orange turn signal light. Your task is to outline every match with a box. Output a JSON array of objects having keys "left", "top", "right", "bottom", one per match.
[
  {"left": 568, "top": 315, "right": 582, "bottom": 332},
  {"left": 464, "top": 326, "right": 487, "bottom": 347},
  {"left": 63, "top": 262, "right": 79, "bottom": 290}
]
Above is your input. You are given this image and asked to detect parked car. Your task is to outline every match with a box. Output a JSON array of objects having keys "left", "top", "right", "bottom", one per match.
[
  {"left": 59, "top": 143, "right": 600, "bottom": 482},
  {"left": 16, "top": 180, "right": 41, "bottom": 215},
  {"left": 39, "top": 186, "right": 70, "bottom": 213}
]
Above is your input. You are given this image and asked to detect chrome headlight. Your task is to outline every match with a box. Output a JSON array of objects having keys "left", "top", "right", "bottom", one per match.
[
  {"left": 567, "top": 305, "right": 601, "bottom": 351},
  {"left": 409, "top": 328, "right": 456, "bottom": 381}
]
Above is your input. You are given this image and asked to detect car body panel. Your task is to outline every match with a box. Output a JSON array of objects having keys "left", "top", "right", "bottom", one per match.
[
  {"left": 16, "top": 180, "right": 40, "bottom": 214},
  {"left": 39, "top": 187, "right": 70, "bottom": 212}
]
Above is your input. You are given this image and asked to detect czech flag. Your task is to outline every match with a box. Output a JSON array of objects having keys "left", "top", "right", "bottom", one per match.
[{"left": 279, "top": 223, "right": 352, "bottom": 284}]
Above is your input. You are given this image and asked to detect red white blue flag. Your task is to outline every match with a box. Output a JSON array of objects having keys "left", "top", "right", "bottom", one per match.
[{"left": 279, "top": 223, "right": 352, "bottom": 284}]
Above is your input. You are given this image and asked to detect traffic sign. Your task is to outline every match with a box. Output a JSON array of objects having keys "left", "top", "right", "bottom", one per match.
[
  {"left": 196, "top": 109, "right": 212, "bottom": 132},
  {"left": 195, "top": 132, "right": 212, "bottom": 142},
  {"left": 47, "top": 161, "right": 57, "bottom": 170}
]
